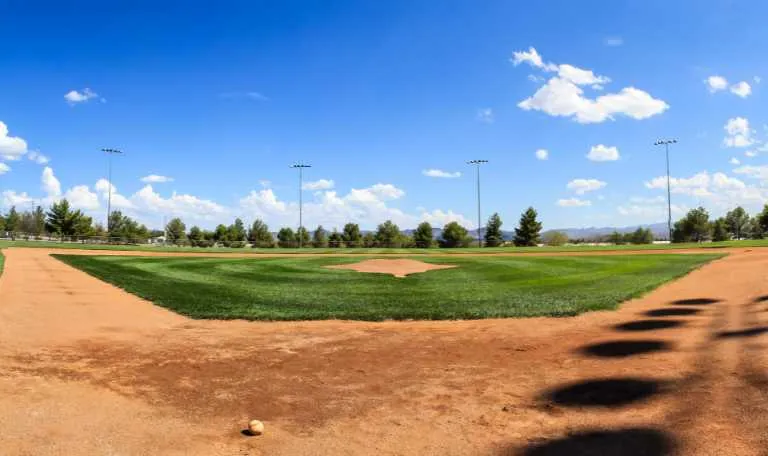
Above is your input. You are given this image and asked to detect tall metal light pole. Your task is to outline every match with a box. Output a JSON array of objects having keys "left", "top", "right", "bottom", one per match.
[
  {"left": 101, "top": 148, "right": 123, "bottom": 235},
  {"left": 467, "top": 159, "right": 488, "bottom": 247},
  {"left": 654, "top": 139, "right": 676, "bottom": 242},
  {"left": 290, "top": 163, "right": 312, "bottom": 248}
]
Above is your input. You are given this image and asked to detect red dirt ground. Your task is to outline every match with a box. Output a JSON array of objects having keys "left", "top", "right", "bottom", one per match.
[
  {"left": 324, "top": 258, "right": 458, "bottom": 277},
  {"left": 1, "top": 247, "right": 767, "bottom": 455}
]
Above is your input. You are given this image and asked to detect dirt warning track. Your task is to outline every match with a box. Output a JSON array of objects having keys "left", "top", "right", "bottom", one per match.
[{"left": 1, "top": 247, "right": 767, "bottom": 455}]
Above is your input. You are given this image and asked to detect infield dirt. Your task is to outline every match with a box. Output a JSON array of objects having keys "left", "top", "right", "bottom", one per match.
[{"left": 1, "top": 247, "right": 766, "bottom": 455}]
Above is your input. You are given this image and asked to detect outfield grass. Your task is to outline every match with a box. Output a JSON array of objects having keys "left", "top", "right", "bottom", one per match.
[
  {"left": 2, "top": 238, "right": 768, "bottom": 255},
  {"left": 54, "top": 254, "right": 722, "bottom": 321},
  {"left": 0, "top": 250, "right": 4, "bottom": 278}
]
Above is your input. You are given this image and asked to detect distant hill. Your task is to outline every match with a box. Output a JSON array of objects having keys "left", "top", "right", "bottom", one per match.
[
  {"left": 541, "top": 223, "right": 669, "bottom": 240},
  {"left": 395, "top": 222, "right": 668, "bottom": 241}
]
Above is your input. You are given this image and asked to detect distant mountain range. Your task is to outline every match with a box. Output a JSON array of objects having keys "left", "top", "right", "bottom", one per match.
[{"left": 402, "top": 222, "right": 669, "bottom": 241}]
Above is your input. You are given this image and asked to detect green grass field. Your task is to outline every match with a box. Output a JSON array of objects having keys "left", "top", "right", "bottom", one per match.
[
  {"left": 2, "top": 238, "right": 767, "bottom": 255},
  {"left": 54, "top": 253, "right": 722, "bottom": 321},
  {"left": 0, "top": 250, "right": 4, "bottom": 278}
]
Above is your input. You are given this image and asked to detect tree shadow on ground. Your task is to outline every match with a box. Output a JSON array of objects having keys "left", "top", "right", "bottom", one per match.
[
  {"left": 715, "top": 327, "right": 768, "bottom": 339},
  {"left": 506, "top": 427, "right": 676, "bottom": 456},
  {"left": 645, "top": 308, "right": 701, "bottom": 317},
  {"left": 614, "top": 320, "right": 685, "bottom": 332},
  {"left": 671, "top": 298, "right": 721, "bottom": 306},
  {"left": 579, "top": 340, "right": 672, "bottom": 358},
  {"left": 539, "top": 378, "right": 664, "bottom": 408}
]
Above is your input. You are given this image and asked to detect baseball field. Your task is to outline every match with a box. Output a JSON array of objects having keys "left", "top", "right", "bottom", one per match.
[{"left": 1, "top": 245, "right": 767, "bottom": 456}]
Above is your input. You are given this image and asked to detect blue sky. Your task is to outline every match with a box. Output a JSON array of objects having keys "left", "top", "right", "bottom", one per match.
[{"left": 2, "top": 0, "right": 768, "bottom": 231}]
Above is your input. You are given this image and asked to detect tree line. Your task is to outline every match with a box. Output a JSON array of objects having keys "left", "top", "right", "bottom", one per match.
[{"left": 3, "top": 198, "right": 768, "bottom": 247}]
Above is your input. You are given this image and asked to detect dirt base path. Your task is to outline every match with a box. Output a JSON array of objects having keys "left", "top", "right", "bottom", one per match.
[{"left": 1, "top": 247, "right": 767, "bottom": 455}]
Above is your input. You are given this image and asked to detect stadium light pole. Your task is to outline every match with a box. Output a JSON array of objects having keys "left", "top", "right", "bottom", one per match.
[
  {"left": 101, "top": 148, "right": 123, "bottom": 235},
  {"left": 466, "top": 159, "right": 488, "bottom": 247},
  {"left": 290, "top": 163, "right": 312, "bottom": 248},
  {"left": 654, "top": 139, "right": 677, "bottom": 242}
]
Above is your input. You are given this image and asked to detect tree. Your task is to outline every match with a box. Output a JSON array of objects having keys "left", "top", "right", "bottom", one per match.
[
  {"left": 725, "top": 207, "right": 749, "bottom": 240},
  {"left": 188, "top": 226, "right": 204, "bottom": 246},
  {"left": 328, "top": 229, "right": 344, "bottom": 248},
  {"left": 165, "top": 218, "right": 187, "bottom": 244},
  {"left": 342, "top": 223, "right": 362, "bottom": 247},
  {"left": 542, "top": 231, "right": 569, "bottom": 246},
  {"left": 362, "top": 232, "right": 376, "bottom": 247},
  {"left": 746, "top": 216, "right": 764, "bottom": 239},
  {"left": 228, "top": 218, "right": 247, "bottom": 243},
  {"left": 107, "top": 211, "right": 149, "bottom": 243},
  {"left": 513, "top": 207, "right": 542, "bottom": 247},
  {"left": 439, "top": 221, "right": 471, "bottom": 248},
  {"left": 5, "top": 206, "right": 20, "bottom": 233},
  {"left": 213, "top": 224, "right": 229, "bottom": 244},
  {"left": 312, "top": 225, "right": 328, "bottom": 248},
  {"left": 277, "top": 227, "right": 296, "bottom": 248},
  {"left": 484, "top": 213, "right": 504, "bottom": 247},
  {"left": 757, "top": 204, "right": 768, "bottom": 235},
  {"left": 374, "top": 220, "right": 402, "bottom": 248},
  {"left": 45, "top": 200, "right": 83, "bottom": 236},
  {"left": 629, "top": 227, "right": 654, "bottom": 245},
  {"left": 248, "top": 219, "right": 274, "bottom": 248},
  {"left": 296, "top": 226, "right": 310, "bottom": 247},
  {"left": 712, "top": 218, "right": 729, "bottom": 242},
  {"left": 607, "top": 231, "right": 624, "bottom": 245},
  {"left": 33, "top": 206, "right": 45, "bottom": 236},
  {"left": 413, "top": 221, "right": 433, "bottom": 248},
  {"left": 672, "top": 207, "right": 711, "bottom": 243}
]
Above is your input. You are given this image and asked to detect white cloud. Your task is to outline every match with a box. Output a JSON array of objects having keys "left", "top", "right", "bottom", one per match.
[
  {"left": 706, "top": 75, "right": 728, "bottom": 92},
  {"left": 64, "top": 88, "right": 102, "bottom": 105},
  {"left": 723, "top": 117, "right": 754, "bottom": 147},
  {"left": 535, "top": 149, "right": 549, "bottom": 160},
  {"left": 132, "top": 185, "right": 225, "bottom": 220},
  {"left": 1, "top": 190, "right": 35, "bottom": 208},
  {"left": 302, "top": 179, "right": 335, "bottom": 190},
  {"left": 220, "top": 91, "right": 268, "bottom": 101},
  {"left": 557, "top": 198, "right": 592, "bottom": 207},
  {"left": 418, "top": 209, "right": 474, "bottom": 228},
  {"left": 0, "top": 163, "right": 9, "bottom": 175},
  {"left": 604, "top": 37, "right": 623, "bottom": 47},
  {"left": 618, "top": 202, "right": 686, "bottom": 218},
  {"left": 27, "top": 151, "right": 49, "bottom": 165},
  {"left": 730, "top": 81, "right": 752, "bottom": 98},
  {"left": 95, "top": 179, "right": 134, "bottom": 210},
  {"left": 730, "top": 157, "right": 741, "bottom": 165},
  {"left": 41, "top": 166, "right": 61, "bottom": 197},
  {"left": 511, "top": 47, "right": 557, "bottom": 71},
  {"left": 567, "top": 178, "right": 607, "bottom": 195},
  {"left": 754, "top": 76, "right": 761, "bottom": 84},
  {"left": 64, "top": 185, "right": 100, "bottom": 211},
  {"left": 734, "top": 165, "right": 768, "bottom": 180},
  {"left": 513, "top": 47, "right": 668, "bottom": 124},
  {"left": 645, "top": 170, "right": 767, "bottom": 210},
  {"left": 477, "top": 108, "right": 494, "bottom": 123},
  {"left": 423, "top": 169, "right": 461, "bottom": 178},
  {"left": 745, "top": 150, "right": 758, "bottom": 158},
  {"left": 586, "top": 144, "right": 620, "bottom": 161},
  {"left": 0, "top": 121, "right": 28, "bottom": 160},
  {"left": 140, "top": 174, "right": 174, "bottom": 184}
]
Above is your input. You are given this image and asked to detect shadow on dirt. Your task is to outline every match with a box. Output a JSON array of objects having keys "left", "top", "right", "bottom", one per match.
[
  {"left": 579, "top": 340, "right": 671, "bottom": 358},
  {"left": 614, "top": 320, "right": 685, "bottom": 332},
  {"left": 753, "top": 295, "right": 768, "bottom": 303},
  {"left": 645, "top": 308, "right": 701, "bottom": 317},
  {"left": 671, "top": 298, "right": 721, "bottom": 306},
  {"left": 539, "top": 378, "right": 664, "bottom": 408},
  {"left": 506, "top": 427, "right": 676, "bottom": 456},
  {"left": 715, "top": 327, "right": 768, "bottom": 339}
]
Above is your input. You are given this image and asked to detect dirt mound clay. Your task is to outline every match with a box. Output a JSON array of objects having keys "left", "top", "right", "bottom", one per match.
[{"left": 324, "top": 258, "right": 457, "bottom": 277}]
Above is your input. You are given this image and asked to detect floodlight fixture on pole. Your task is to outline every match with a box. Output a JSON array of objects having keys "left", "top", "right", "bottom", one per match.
[
  {"left": 101, "top": 148, "right": 123, "bottom": 235},
  {"left": 466, "top": 159, "right": 489, "bottom": 247},
  {"left": 653, "top": 139, "right": 677, "bottom": 242},
  {"left": 290, "top": 162, "right": 312, "bottom": 248}
]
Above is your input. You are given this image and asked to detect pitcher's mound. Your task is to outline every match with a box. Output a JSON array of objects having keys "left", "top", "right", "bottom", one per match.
[{"left": 325, "top": 259, "right": 457, "bottom": 278}]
